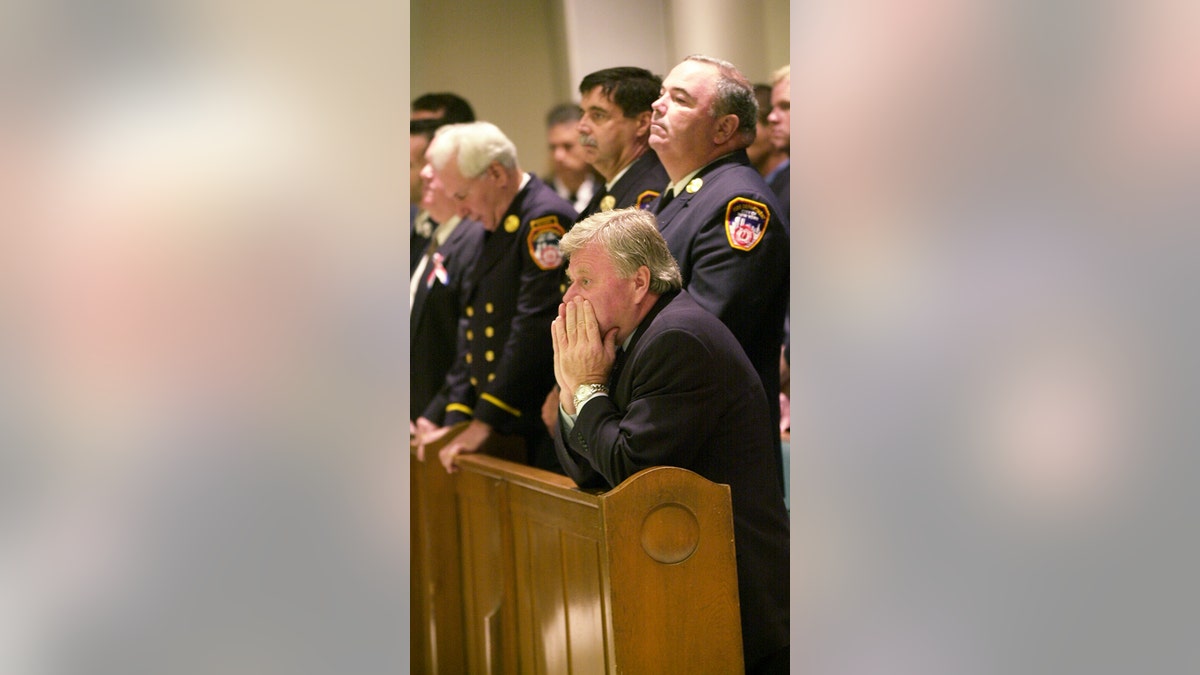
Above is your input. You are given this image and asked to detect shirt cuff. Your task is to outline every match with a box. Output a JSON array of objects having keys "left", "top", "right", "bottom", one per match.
[{"left": 559, "top": 392, "right": 608, "bottom": 434}]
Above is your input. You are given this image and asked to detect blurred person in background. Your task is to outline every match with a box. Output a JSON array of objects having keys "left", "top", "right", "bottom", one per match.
[
  {"left": 748, "top": 83, "right": 787, "bottom": 179},
  {"left": 411, "top": 91, "right": 475, "bottom": 124},
  {"left": 411, "top": 93, "right": 475, "bottom": 261},
  {"left": 766, "top": 65, "right": 792, "bottom": 434},
  {"left": 544, "top": 102, "right": 597, "bottom": 214},
  {"left": 765, "top": 65, "right": 791, "bottom": 224},
  {"left": 410, "top": 132, "right": 485, "bottom": 423},
  {"left": 409, "top": 118, "right": 444, "bottom": 271}
]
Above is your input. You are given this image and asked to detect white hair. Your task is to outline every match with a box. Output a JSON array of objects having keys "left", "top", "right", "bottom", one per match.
[{"left": 426, "top": 121, "right": 518, "bottom": 178}]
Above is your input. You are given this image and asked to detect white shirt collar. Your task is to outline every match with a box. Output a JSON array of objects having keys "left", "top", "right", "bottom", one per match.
[{"left": 605, "top": 157, "right": 637, "bottom": 191}]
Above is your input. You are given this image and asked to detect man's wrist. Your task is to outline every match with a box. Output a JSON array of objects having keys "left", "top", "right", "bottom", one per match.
[{"left": 572, "top": 383, "right": 610, "bottom": 412}]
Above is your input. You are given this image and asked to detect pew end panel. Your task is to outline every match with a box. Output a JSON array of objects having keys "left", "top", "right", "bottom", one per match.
[{"left": 600, "top": 466, "right": 745, "bottom": 675}]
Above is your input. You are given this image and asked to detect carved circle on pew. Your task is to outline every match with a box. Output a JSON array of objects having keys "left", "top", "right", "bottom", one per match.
[{"left": 639, "top": 502, "right": 701, "bottom": 564}]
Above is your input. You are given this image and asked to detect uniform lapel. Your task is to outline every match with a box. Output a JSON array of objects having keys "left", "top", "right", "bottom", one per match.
[{"left": 466, "top": 182, "right": 531, "bottom": 297}]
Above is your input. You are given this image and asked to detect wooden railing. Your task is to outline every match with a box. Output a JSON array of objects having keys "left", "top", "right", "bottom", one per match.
[{"left": 411, "top": 423, "right": 745, "bottom": 674}]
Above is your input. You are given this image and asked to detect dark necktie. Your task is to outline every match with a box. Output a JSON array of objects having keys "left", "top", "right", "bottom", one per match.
[
  {"left": 653, "top": 188, "right": 676, "bottom": 214},
  {"left": 607, "top": 346, "right": 628, "bottom": 389}
]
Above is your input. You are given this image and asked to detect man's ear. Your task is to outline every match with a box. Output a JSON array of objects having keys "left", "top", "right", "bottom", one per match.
[
  {"left": 631, "top": 265, "right": 652, "bottom": 303},
  {"left": 634, "top": 110, "right": 653, "bottom": 138},
  {"left": 714, "top": 114, "right": 740, "bottom": 145},
  {"left": 488, "top": 161, "right": 506, "bottom": 186}
]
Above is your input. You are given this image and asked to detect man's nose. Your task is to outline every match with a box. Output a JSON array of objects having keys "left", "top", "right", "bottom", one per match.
[{"left": 562, "top": 282, "right": 579, "bottom": 302}]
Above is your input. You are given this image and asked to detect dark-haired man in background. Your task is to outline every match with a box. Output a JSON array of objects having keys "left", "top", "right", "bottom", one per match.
[{"left": 576, "top": 66, "right": 670, "bottom": 219}]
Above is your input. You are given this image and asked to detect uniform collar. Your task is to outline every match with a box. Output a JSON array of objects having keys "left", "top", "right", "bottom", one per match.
[{"left": 605, "top": 152, "right": 644, "bottom": 191}]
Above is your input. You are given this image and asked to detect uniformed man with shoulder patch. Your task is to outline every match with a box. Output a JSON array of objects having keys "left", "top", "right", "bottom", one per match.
[
  {"left": 415, "top": 121, "right": 575, "bottom": 471},
  {"left": 649, "top": 55, "right": 790, "bottom": 490},
  {"left": 576, "top": 67, "right": 671, "bottom": 219}
]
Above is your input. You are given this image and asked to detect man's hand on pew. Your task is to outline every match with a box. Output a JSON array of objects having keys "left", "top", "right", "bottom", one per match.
[
  {"left": 439, "top": 419, "right": 493, "bottom": 473},
  {"left": 413, "top": 416, "right": 448, "bottom": 461}
]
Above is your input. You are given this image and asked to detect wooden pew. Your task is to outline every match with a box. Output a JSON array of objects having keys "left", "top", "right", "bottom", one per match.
[{"left": 411, "top": 423, "right": 745, "bottom": 674}]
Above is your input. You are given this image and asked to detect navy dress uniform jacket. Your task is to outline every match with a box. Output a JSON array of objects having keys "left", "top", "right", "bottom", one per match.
[
  {"left": 553, "top": 289, "right": 790, "bottom": 673},
  {"left": 409, "top": 218, "right": 485, "bottom": 421},
  {"left": 424, "top": 175, "right": 575, "bottom": 454},
  {"left": 578, "top": 150, "right": 670, "bottom": 220},
  {"left": 651, "top": 149, "right": 789, "bottom": 486}
]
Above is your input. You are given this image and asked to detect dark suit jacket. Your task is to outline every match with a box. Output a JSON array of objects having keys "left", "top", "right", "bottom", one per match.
[
  {"left": 426, "top": 175, "right": 575, "bottom": 446},
  {"left": 554, "top": 289, "right": 790, "bottom": 672},
  {"left": 409, "top": 217, "right": 485, "bottom": 420},
  {"left": 651, "top": 149, "right": 789, "bottom": 486},
  {"left": 766, "top": 159, "right": 790, "bottom": 230},
  {"left": 578, "top": 150, "right": 670, "bottom": 220},
  {"left": 410, "top": 205, "right": 430, "bottom": 274}
]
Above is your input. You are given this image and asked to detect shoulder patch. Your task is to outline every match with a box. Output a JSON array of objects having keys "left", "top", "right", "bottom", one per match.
[
  {"left": 724, "top": 197, "right": 770, "bottom": 251},
  {"left": 527, "top": 216, "right": 566, "bottom": 270},
  {"left": 635, "top": 190, "right": 660, "bottom": 210}
]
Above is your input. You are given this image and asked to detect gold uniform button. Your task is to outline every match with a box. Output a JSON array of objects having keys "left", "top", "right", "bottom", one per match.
[
  {"left": 485, "top": 326, "right": 494, "bottom": 338},
  {"left": 466, "top": 306, "right": 474, "bottom": 317},
  {"left": 470, "top": 377, "right": 478, "bottom": 386},
  {"left": 560, "top": 283, "right": 566, "bottom": 293},
  {"left": 466, "top": 330, "right": 474, "bottom": 340},
  {"left": 485, "top": 350, "right": 495, "bottom": 362},
  {"left": 487, "top": 373, "right": 495, "bottom": 382},
  {"left": 485, "top": 302, "right": 494, "bottom": 314},
  {"left": 466, "top": 353, "right": 473, "bottom": 364}
]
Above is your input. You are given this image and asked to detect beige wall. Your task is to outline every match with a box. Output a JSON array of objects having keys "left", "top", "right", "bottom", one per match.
[{"left": 412, "top": 0, "right": 570, "bottom": 177}]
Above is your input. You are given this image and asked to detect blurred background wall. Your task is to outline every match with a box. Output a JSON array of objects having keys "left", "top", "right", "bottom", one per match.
[{"left": 411, "top": 0, "right": 790, "bottom": 176}]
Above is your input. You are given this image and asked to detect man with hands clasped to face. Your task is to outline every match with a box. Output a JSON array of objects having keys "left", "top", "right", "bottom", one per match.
[{"left": 548, "top": 207, "right": 790, "bottom": 675}]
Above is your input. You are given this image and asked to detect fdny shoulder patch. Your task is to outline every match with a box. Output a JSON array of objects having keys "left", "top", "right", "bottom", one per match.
[
  {"left": 635, "top": 190, "right": 660, "bottom": 210},
  {"left": 724, "top": 197, "right": 770, "bottom": 252},
  {"left": 527, "top": 215, "right": 566, "bottom": 270}
]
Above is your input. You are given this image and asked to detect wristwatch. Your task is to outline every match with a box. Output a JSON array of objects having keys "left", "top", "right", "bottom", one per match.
[{"left": 572, "top": 383, "right": 609, "bottom": 412}]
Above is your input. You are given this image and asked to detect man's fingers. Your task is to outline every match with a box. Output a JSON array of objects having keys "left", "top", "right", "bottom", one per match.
[
  {"left": 552, "top": 314, "right": 565, "bottom": 350},
  {"left": 439, "top": 444, "right": 460, "bottom": 473},
  {"left": 564, "top": 299, "right": 578, "bottom": 336},
  {"left": 581, "top": 299, "right": 600, "bottom": 337},
  {"left": 574, "top": 298, "right": 591, "bottom": 331}
]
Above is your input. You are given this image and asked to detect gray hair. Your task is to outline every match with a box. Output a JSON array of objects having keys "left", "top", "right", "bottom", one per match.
[
  {"left": 684, "top": 55, "right": 758, "bottom": 146},
  {"left": 561, "top": 207, "right": 682, "bottom": 294},
  {"left": 427, "top": 121, "right": 518, "bottom": 178}
]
